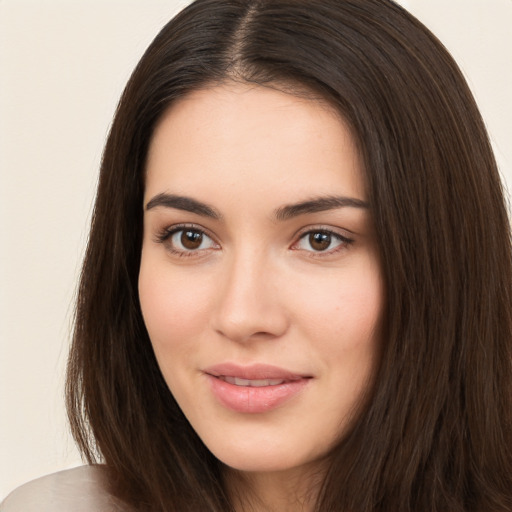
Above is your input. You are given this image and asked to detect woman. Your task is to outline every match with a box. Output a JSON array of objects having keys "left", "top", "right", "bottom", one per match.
[{"left": 2, "top": 0, "right": 511, "bottom": 510}]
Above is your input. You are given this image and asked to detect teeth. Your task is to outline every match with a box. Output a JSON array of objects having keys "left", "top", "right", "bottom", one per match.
[{"left": 221, "top": 376, "right": 285, "bottom": 387}]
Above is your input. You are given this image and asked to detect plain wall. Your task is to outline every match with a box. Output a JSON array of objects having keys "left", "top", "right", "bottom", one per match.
[{"left": 1, "top": 0, "right": 511, "bottom": 499}]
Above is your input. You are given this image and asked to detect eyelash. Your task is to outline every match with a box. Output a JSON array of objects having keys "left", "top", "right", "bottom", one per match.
[
  {"left": 292, "top": 227, "right": 354, "bottom": 256},
  {"left": 155, "top": 224, "right": 354, "bottom": 258},
  {"left": 155, "top": 224, "right": 219, "bottom": 258}
]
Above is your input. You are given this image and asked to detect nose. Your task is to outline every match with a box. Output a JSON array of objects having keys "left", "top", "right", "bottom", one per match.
[{"left": 212, "top": 249, "right": 289, "bottom": 344}]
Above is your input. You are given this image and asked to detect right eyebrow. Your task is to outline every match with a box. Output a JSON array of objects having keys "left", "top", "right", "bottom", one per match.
[{"left": 145, "top": 193, "right": 222, "bottom": 220}]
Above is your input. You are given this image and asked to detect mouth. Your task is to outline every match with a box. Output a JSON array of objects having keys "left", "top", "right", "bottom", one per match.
[
  {"left": 217, "top": 376, "right": 290, "bottom": 387},
  {"left": 204, "top": 362, "right": 310, "bottom": 381},
  {"left": 204, "top": 363, "right": 311, "bottom": 413}
]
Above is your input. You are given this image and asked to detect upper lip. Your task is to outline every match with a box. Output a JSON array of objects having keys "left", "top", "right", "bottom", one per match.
[{"left": 204, "top": 363, "right": 310, "bottom": 381}]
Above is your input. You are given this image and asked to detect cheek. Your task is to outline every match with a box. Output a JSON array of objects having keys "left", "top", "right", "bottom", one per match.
[
  {"left": 138, "top": 257, "right": 212, "bottom": 357},
  {"left": 295, "top": 259, "right": 382, "bottom": 344},
  {"left": 293, "top": 257, "right": 383, "bottom": 397}
]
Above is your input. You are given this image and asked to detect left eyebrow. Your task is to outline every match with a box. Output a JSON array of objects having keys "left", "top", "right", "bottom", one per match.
[{"left": 274, "top": 196, "right": 369, "bottom": 221}]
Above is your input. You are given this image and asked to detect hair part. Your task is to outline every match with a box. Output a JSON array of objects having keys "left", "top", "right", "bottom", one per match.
[{"left": 67, "top": 1, "right": 512, "bottom": 510}]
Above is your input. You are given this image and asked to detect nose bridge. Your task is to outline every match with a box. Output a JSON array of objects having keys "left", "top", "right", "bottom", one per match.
[{"left": 213, "top": 245, "right": 287, "bottom": 343}]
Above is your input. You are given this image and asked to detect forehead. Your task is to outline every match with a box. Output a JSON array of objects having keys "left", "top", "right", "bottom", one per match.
[{"left": 144, "top": 82, "right": 366, "bottom": 204}]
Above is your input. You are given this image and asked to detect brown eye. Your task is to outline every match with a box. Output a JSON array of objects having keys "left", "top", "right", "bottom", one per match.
[
  {"left": 309, "top": 232, "right": 331, "bottom": 251},
  {"left": 295, "top": 229, "right": 351, "bottom": 254},
  {"left": 181, "top": 230, "right": 203, "bottom": 250},
  {"left": 167, "top": 228, "right": 217, "bottom": 253}
]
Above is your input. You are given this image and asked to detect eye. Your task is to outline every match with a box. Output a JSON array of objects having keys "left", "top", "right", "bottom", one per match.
[
  {"left": 171, "top": 229, "right": 213, "bottom": 251},
  {"left": 157, "top": 226, "right": 218, "bottom": 255},
  {"left": 294, "top": 229, "right": 352, "bottom": 253}
]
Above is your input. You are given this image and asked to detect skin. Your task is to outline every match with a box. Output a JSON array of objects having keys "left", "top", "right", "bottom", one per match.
[{"left": 139, "top": 82, "right": 383, "bottom": 511}]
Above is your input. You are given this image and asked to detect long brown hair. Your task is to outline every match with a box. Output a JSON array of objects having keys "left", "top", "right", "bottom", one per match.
[{"left": 66, "top": 0, "right": 512, "bottom": 510}]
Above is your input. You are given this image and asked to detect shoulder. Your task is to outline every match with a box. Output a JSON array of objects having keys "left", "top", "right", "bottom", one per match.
[{"left": 0, "top": 465, "right": 126, "bottom": 512}]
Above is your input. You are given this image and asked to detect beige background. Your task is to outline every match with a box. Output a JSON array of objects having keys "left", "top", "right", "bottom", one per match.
[{"left": 1, "top": 0, "right": 511, "bottom": 499}]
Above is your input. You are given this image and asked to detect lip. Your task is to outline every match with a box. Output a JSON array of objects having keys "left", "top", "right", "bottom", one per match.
[
  {"left": 204, "top": 363, "right": 311, "bottom": 413},
  {"left": 205, "top": 363, "right": 308, "bottom": 381}
]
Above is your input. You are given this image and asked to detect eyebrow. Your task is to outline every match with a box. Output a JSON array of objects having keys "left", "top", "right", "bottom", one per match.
[
  {"left": 145, "top": 193, "right": 369, "bottom": 221},
  {"left": 145, "top": 193, "right": 222, "bottom": 219},
  {"left": 274, "top": 195, "right": 369, "bottom": 221}
]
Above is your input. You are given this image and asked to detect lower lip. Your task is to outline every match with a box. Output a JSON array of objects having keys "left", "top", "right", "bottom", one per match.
[{"left": 206, "top": 375, "right": 309, "bottom": 413}]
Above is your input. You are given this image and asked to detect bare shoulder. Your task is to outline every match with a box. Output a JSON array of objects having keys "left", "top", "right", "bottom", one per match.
[{"left": 0, "top": 465, "right": 126, "bottom": 512}]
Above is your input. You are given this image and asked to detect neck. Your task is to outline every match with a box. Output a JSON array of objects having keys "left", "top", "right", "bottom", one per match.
[{"left": 224, "top": 462, "right": 326, "bottom": 512}]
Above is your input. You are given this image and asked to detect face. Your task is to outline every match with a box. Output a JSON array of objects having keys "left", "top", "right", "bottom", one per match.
[{"left": 139, "top": 83, "right": 383, "bottom": 477}]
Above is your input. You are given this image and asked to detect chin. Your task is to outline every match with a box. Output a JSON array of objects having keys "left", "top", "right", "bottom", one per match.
[{"left": 202, "top": 431, "right": 329, "bottom": 475}]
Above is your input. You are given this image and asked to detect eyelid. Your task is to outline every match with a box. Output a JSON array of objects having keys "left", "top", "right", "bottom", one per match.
[
  {"left": 290, "top": 225, "right": 354, "bottom": 253},
  {"left": 155, "top": 222, "right": 213, "bottom": 240},
  {"left": 154, "top": 223, "right": 220, "bottom": 256}
]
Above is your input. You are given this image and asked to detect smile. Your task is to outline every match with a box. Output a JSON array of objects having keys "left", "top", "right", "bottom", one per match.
[
  {"left": 218, "top": 376, "right": 287, "bottom": 387},
  {"left": 204, "top": 363, "right": 311, "bottom": 413}
]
